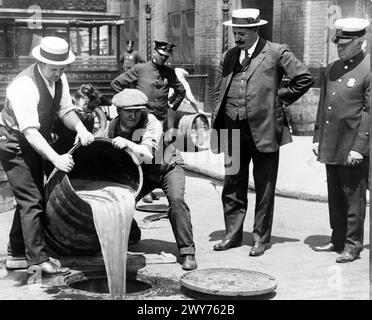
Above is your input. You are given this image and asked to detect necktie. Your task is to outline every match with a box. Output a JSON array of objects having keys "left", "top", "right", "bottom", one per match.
[{"left": 241, "top": 50, "right": 251, "bottom": 70}]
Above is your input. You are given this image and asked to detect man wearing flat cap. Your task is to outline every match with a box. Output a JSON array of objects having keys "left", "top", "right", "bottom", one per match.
[
  {"left": 112, "top": 40, "right": 187, "bottom": 203},
  {"left": 101, "top": 88, "right": 197, "bottom": 271},
  {"left": 0, "top": 36, "right": 94, "bottom": 274},
  {"left": 120, "top": 40, "right": 145, "bottom": 72},
  {"left": 211, "top": 8, "right": 313, "bottom": 256},
  {"left": 111, "top": 40, "right": 186, "bottom": 124},
  {"left": 312, "top": 18, "right": 370, "bottom": 263}
]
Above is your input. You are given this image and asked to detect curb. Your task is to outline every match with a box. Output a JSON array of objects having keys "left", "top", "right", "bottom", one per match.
[{"left": 185, "top": 164, "right": 328, "bottom": 203}]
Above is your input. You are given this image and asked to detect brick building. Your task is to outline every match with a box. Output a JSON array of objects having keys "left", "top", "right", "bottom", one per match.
[
  {"left": 1, "top": 0, "right": 371, "bottom": 116},
  {"left": 119, "top": 0, "right": 370, "bottom": 115}
]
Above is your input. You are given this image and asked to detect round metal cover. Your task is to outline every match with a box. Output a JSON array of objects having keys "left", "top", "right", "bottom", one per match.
[
  {"left": 180, "top": 268, "right": 277, "bottom": 296},
  {"left": 136, "top": 203, "right": 168, "bottom": 213}
]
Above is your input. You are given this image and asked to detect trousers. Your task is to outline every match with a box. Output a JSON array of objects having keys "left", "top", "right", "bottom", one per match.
[
  {"left": 326, "top": 160, "right": 368, "bottom": 251},
  {"left": 136, "top": 163, "right": 195, "bottom": 256},
  {"left": 222, "top": 114, "right": 279, "bottom": 244},
  {"left": 0, "top": 126, "right": 49, "bottom": 266}
]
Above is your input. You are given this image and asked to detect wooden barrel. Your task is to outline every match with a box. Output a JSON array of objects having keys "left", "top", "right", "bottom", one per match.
[
  {"left": 0, "top": 164, "right": 14, "bottom": 213},
  {"left": 171, "top": 111, "right": 210, "bottom": 152},
  {"left": 44, "top": 138, "right": 143, "bottom": 256}
]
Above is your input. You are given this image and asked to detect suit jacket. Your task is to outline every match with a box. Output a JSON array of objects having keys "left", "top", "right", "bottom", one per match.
[
  {"left": 313, "top": 51, "right": 370, "bottom": 165},
  {"left": 211, "top": 37, "right": 314, "bottom": 153}
]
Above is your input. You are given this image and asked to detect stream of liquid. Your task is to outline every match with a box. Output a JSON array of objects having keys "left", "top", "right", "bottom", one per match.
[{"left": 70, "top": 179, "right": 135, "bottom": 298}]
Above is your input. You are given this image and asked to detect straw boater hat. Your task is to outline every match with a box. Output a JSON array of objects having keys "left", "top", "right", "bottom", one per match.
[
  {"left": 32, "top": 36, "right": 75, "bottom": 65},
  {"left": 332, "top": 18, "right": 370, "bottom": 44},
  {"left": 223, "top": 8, "right": 268, "bottom": 27}
]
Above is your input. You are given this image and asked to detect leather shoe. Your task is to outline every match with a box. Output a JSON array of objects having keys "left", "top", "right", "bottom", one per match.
[
  {"left": 182, "top": 255, "right": 197, "bottom": 270},
  {"left": 313, "top": 242, "right": 343, "bottom": 252},
  {"left": 28, "top": 260, "right": 70, "bottom": 275},
  {"left": 249, "top": 242, "right": 266, "bottom": 256},
  {"left": 213, "top": 238, "right": 241, "bottom": 251},
  {"left": 336, "top": 247, "right": 360, "bottom": 263}
]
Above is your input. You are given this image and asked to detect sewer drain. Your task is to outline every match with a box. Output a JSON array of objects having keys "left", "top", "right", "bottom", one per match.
[{"left": 68, "top": 276, "right": 152, "bottom": 295}]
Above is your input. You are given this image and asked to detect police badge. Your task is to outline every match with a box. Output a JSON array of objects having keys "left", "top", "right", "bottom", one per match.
[{"left": 347, "top": 78, "right": 356, "bottom": 88}]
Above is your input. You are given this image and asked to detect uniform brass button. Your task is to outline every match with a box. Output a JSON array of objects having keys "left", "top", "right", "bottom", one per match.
[
  {"left": 328, "top": 106, "right": 332, "bottom": 110},
  {"left": 350, "top": 59, "right": 353, "bottom": 63},
  {"left": 344, "top": 65, "right": 348, "bottom": 69},
  {"left": 332, "top": 92, "right": 336, "bottom": 95},
  {"left": 326, "top": 120, "right": 330, "bottom": 124},
  {"left": 338, "top": 79, "right": 342, "bottom": 82}
]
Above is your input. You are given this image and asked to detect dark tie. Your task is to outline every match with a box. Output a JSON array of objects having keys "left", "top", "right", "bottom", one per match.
[{"left": 241, "top": 50, "right": 251, "bottom": 70}]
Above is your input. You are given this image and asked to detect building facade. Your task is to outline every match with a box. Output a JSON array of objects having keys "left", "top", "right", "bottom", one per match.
[{"left": 1, "top": 0, "right": 371, "bottom": 114}]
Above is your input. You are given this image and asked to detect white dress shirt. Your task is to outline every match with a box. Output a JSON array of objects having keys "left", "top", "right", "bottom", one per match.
[
  {"left": 239, "top": 36, "right": 259, "bottom": 64},
  {"left": 3, "top": 65, "right": 75, "bottom": 132}
]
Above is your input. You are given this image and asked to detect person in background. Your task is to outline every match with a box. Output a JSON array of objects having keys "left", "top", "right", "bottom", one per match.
[
  {"left": 120, "top": 40, "right": 145, "bottom": 72},
  {"left": 312, "top": 18, "right": 370, "bottom": 263},
  {"left": 211, "top": 8, "right": 313, "bottom": 256},
  {"left": 49, "top": 84, "right": 111, "bottom": 168},
  {"left": 0, "top": 36, "right": 94, "bottom": 274},
  {"left": 102, "top": 88, "right": 197, "bottom": 271}
]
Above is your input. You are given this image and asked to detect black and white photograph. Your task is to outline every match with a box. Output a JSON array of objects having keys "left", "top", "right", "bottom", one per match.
[{"left": 0, "top": 0, "right": 371, "bottom": 307}]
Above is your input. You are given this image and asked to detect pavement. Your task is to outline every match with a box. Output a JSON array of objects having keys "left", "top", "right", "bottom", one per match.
[{"left": 0, "top": 112, "right": 370, "bottom": 301}]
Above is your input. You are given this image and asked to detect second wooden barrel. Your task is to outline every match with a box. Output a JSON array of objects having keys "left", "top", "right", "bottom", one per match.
[
  {"left": 44, "top": 138, "right": 143, "bottom": 256},
  {"left": 171, "top": 111, "right": 210, "bottom": 152}
]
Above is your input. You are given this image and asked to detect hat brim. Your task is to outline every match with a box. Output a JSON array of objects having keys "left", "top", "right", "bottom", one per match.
[
  {"left": 332, "top": 37, "right": 354, "bottom": 44},
  {"left": 117, "top": 106, "right": 146, "bottom": 110},
  {"left": 155, "top": 49, "right": 171, "bottom": 56},
  {"left": 223, "top": 19, "right": 268, "bottom": 27},
  {"left": 32, "top": 46, "right": 76, "bottom": 65}
]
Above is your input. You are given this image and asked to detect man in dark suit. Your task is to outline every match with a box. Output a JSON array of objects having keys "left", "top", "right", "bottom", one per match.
[
  {"left": 211, "top": 8, "right": 313, "bottom": 256},
  {"left": 312, "top": 18, "right": 370, "bottom": 263}
]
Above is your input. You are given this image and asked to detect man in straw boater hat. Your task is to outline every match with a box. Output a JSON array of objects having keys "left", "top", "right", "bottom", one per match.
[
  {"left": 102, "top": 88, "right": 197, "bottom": 270},
  {"left": 312, "top": 18, "right": 370, "bottom": 263},
  {"left": 211, "top": 8, "right": 313, "bottom": 255},
  {"left": 0, "top": 36, "right": 94, "bottom": 274}
]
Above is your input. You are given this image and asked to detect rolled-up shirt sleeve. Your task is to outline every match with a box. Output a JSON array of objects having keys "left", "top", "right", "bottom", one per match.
[
  {"left": 57, "top": 73, "right": 75, "bottom": 119},
  {"left": 6, "top": 76, "right": 41, "bottom": 132}
]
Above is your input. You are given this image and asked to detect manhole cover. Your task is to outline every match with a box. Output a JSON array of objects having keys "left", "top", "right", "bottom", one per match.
[
  {"left": 180, "top": 268, "right": 277, "bottom": 296},
  {"left": 67, "top": 276, "right": 152, "bottom": 296},
  {"left": 136, "top": 204, "right": 168, "bottom": 213}
]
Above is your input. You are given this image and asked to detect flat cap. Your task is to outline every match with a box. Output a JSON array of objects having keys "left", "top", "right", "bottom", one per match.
[
  {"left": 112, "top": 89, "right": 148, "bottom": 110},
  {"left": 332, "top": 18, "right": 370, "bottom": 44}
]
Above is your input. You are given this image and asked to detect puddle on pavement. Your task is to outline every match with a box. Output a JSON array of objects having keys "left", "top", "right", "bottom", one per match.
[{"left": 0, "top": 263, "right": 182, "bottom": 299}]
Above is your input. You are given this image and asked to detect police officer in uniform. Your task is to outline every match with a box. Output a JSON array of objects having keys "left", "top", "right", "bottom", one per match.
[
  {"left": 0, "top": 37, "right": 94, "bottom": 274},
  {"left": 312, "top": 18, "right": 370, "bottom": 263},
  {"left": 119, "top": 40, "right": 145, "bottom": 72},
  {"left": 112, "top": 40, "right": 186, "bottom": 126}
]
